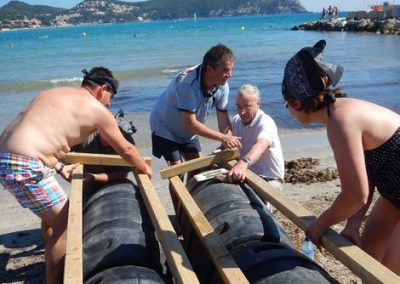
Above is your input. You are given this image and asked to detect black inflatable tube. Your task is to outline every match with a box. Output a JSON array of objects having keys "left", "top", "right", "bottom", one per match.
[
  {"left": 82, "top": 180, "right": 164, "bottom": 282},
  {"left": 178, "top": 179, "right": 337, "bottom": 283}
]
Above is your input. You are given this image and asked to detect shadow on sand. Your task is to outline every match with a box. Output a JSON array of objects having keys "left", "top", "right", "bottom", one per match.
[{"left": 0, "top": 229, "right": 45, "bottom": 283}]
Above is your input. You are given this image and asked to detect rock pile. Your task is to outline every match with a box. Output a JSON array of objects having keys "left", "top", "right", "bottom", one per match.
[
  {"left": 284, "top": 158, "right": 338, "bottom": 184},
  {"left": 292, "top": 18, "right": 400, "bottom": 35}
]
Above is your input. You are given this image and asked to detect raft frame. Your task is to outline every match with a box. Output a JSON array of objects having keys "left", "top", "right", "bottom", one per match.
[{"left": 63, "top": 150, "right": 400, "bottom": 284}]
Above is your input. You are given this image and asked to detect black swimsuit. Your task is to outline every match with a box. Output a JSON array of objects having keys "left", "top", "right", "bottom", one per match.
[{"left": 364, "top": 128, "right": 400, "bottom": 209}]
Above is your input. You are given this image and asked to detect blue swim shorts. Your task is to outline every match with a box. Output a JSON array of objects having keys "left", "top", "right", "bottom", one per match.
[{"left": 151, "top": 132, "right": 201, "bottom": 163}]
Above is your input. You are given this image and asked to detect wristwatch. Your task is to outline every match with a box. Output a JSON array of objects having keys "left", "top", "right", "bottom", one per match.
[
  {"left": 56, "top": 163, "right": 65, "bottom": 174},
  {"left": 241, "top": 156, "right": 252, "bottom": 164}
]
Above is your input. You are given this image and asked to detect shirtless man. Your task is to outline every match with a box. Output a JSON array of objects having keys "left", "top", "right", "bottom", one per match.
[{"left": 0, "top": 67, "right": 152, "bottom": 283}]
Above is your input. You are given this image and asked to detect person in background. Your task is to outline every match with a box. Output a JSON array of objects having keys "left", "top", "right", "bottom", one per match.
[
  {"left": 227, "top": 84, "right": 284, "bottom": 188},
  {"left": 150, "top": 43, "right": 241, "bottom": 171},
  {"left": 0, "top": 67, "right": 152, "bottom": 283},
  {"left": 332, "top": 6, "right": 338, "bottom": 19},
  {"left": 282, "top": 39, "right": 400, "bottom": 275},
  {"left": 320, "top": 7, "right": 327, "bottom": 20},
  {"left": 327, "top": 5, "right": 332, "bottom": 20},
  {"left": 71, "top": 109, "right": 137, "bottom": 202}
]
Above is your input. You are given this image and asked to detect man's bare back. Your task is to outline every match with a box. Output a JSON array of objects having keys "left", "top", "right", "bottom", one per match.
[
  {"left": 0, "top": 66, "right": 151, "bottom": 284},
  {"left": 0, "top": 87, "right": 102, "bottom": 167},
  {"left": 0, "top": 85, "right": 151, "bottom": 176}
]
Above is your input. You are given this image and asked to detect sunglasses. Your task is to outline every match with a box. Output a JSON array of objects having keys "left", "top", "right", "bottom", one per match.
[{"left": 82, "top": 69, "right": 119, "bottom": 94}]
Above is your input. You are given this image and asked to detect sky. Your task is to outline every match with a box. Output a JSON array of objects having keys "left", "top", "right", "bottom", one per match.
[
  {"left": 0, "top": 0, "right": 385, "bottom": 12},
  {"left": 300, "top": 1, "right": 372, "bottom": 12}
]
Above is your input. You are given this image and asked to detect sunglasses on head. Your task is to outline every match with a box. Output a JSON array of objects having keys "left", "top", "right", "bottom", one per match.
[{"left": 82, "top": 69, "right": 118, "bottom": 94}]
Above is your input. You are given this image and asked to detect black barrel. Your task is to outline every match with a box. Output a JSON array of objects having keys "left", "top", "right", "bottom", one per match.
[
  {"left": 82, "top": 180, "right": 162, "bottom": 281},
  {"left": 231, "top": 242, "right": 335, "bottom": 283},
  {"left": 177, "top": 178, "right": 336, "bottom": 283},
  {"left": 84, "top": 265, "right": 165, "bottom": 284}
]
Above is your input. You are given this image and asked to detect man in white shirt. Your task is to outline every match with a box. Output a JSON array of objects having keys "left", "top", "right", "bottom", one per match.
[{"left": 228, "top": 84, "right": 284, "bottom": 190}]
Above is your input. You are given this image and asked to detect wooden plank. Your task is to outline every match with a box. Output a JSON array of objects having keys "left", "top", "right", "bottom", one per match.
[
  {"left": 160, "top": 149, "right": 239, "bottom": 179},
  {"left": 64, "top": 165, "right": 84, "bottom": 284},
  {"left": 224, "top": 160, "right": 400, "bottom": 284},
  {"left": 169, "top": 176, "right": 249, "bottom": 284},
  {"left": 65, "top": 152, "right": 151, "bottom": 167},
  {"left": 135, "top": 172, "right": 199, "bottom": 284}
]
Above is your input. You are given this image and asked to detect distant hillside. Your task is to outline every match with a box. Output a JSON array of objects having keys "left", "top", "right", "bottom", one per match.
[
  {"left": 140, "top": 0, "right": 306, "bottom": 19},
  {"left": 0, "top": 0, "right": 306, "bottom": 29},
  {"left": 0, "top": 0, "right": 66, "bottom": 26}
]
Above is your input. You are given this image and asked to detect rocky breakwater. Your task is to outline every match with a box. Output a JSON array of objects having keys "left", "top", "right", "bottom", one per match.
[{"left": 292, "top": 17, "right": 400, "bottom": 35}]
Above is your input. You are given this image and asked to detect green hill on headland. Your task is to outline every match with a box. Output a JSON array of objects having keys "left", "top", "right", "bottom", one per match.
[{"left": 0, "top": 0, "right": 306, "bottom": 29}]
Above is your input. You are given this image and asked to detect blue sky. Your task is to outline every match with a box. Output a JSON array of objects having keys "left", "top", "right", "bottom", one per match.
[{"left": 0, "top": 0, "right": 374, "bottom": 12}]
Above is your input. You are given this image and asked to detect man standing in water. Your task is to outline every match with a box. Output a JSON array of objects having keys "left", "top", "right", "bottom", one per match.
[{"left": 0, "top": 67, "right": 152, "bottom": 284}]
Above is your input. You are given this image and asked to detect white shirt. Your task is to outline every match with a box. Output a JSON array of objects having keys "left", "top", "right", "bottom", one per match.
[{"left": 232, "top": 109, "right": 284, "bottom": 180}]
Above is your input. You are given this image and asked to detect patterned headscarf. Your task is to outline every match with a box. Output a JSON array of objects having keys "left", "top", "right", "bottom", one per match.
[{"left": 282, "top": 40, "right": 344, "bottom": 101}]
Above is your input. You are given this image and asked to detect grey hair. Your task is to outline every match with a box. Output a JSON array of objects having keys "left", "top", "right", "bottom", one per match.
[{"left": 236, "top": 84, "right": 260, "bottom": 100}]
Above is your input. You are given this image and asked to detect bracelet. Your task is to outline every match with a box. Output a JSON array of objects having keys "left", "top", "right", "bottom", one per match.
[{"left": 56, "top": 163, "right": 65, "bottom": 174}]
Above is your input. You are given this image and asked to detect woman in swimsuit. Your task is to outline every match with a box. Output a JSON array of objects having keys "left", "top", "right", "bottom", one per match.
[{"left": 282, "top": 39, "right": 400, "bottom": 275}]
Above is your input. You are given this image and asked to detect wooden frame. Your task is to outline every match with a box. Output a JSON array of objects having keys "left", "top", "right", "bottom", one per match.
[
  {"left": 169, "top": 175, "right": 249, "bottom": 284},
  {"left": 163, "top": 150, "right": 399, "bottom": 284},
  {"left": 63, "top": 152, "right": 199, "bottom": 284},
  {"left": 223, "top": 159, "right": 399, "bottom": 284},
  {"left": 63, "top": 164, "right": 84, "bottom": 283},
  {"left": 63, "top": 151, "right": 400, "bottom": 284},
  {"left": 162, "top": 149, "right": 249, "bottom": 283}
]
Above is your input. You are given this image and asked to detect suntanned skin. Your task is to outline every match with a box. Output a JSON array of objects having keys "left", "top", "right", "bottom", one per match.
[
  {"left": 0, "top": 84, "right": 152, "bottom": 284},
  {"left": 0, "top": 86, "right": 151, "bottom": 176},
  {"left": 287, "top": 97, "right": 400, "bottom": 274}
]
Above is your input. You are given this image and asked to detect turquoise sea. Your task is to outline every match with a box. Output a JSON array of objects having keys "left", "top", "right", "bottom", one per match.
[{"left": 1, "top": 13, "right": 399, "bottom": 141}]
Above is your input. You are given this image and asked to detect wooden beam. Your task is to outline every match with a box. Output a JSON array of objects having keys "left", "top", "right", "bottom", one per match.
[
  {"left": 135, "top": 172, "right": 199, "bottom": 284},
  {"left": 169, "top": 176, "right": 249, "bottom": 284},
  {"left": 160, "top": 149, "right": 239, "bottom": 179},
  {"left": 64, "top": 165, "right": 84, "bottom": 284},
  {"left": 224, "top": 160, "right": 400, "bottom": 284},
  {"left": 65, "top": 152, "right": 151, "bottom": 167}
]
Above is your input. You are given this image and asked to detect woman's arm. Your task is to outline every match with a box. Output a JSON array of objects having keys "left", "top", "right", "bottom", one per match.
[
  {"left": 341, "top": 180, "right": 375, "bottom": 245},
  {"left": 306, "top": 117, "right": 370, "bottom": 247}
]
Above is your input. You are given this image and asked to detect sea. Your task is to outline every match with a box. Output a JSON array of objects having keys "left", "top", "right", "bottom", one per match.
[{"left": 1, "top": 12, "right": 399, "bottom": 148}]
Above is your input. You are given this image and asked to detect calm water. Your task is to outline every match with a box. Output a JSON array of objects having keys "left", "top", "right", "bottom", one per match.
[{"left": 1, "top": 13, "right": 399, "bottom": 132}]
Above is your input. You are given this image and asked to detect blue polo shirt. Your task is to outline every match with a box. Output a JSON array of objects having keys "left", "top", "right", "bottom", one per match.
[{"left": 150, "top": 64, "right": 229, "bottom": 143}]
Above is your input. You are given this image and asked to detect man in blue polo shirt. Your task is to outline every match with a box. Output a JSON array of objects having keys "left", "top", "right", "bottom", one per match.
[{"left": 150, "top": 44, "right": 241, "bottom": 168}]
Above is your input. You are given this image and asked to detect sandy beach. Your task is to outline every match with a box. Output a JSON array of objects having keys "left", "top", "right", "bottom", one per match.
[{"left": 0, "top": 116, "right": 364, "bottom": 283}]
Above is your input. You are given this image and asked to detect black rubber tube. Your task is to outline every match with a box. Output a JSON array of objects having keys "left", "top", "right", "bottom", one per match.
[
  {"left": 178, "top": 179, "right": 336, "bottom": 283},
  {"left": 84, "top": 265, "right": 165, "bottom": 284},
  {"left": 82, "top": 180, "right": 163, "bottom": 281}
]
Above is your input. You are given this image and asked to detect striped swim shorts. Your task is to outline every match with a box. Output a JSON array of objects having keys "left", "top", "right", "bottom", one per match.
[{"left": 0, "top": 152, "right": 67, "bottom": 215}]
